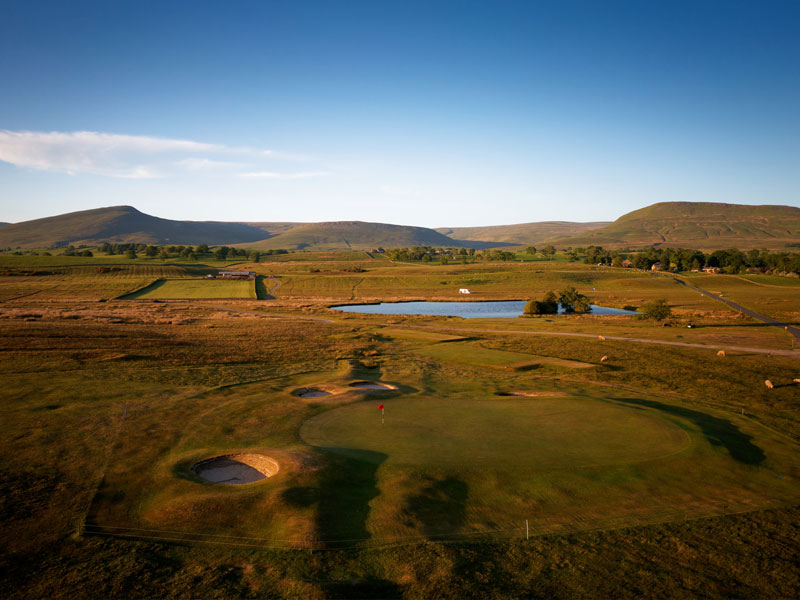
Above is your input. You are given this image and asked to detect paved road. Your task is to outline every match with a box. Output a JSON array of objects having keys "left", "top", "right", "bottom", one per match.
[
  {"left": 402, "top": 325, "right": 800, "bottom": 358},
  {"left": 674, "top": 277, "right": 800, "bottom": 340}
]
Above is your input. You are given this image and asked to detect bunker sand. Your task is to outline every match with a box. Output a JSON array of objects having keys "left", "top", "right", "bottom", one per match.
[{"left": 191, "top": 453, "right": 279, "bottom": 484}]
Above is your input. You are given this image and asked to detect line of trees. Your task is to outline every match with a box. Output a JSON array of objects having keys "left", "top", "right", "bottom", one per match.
[
  {"left": 93, "top": 243, "right": 289, "bottom": 262},
  {"left": 568, "top": 245, "right": 800, "bottom": 275},
  {"left": 385, "top": 246, "right": 522, "bottom": 263}
]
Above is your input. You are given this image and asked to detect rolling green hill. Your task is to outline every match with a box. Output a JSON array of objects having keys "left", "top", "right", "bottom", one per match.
[
  {"left": 437, "top": 221, "right": 610, "bottom": 245},
  {"left": 0, "top": 205, "right": 278, "bottom": 248},
  {"left": 240, "top": 220, "right": 499, "bottom": 251},
  {"left": 548, "top": 202, "right": 800, "bottom": 249},
  {"left": 0, "top": 207, "right": 505, "bottom": 251}
]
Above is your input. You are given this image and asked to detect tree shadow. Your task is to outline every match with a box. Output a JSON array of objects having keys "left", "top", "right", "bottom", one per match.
[
  {"left": 402, "top": 475, "right": 469, "bottom": 538},
  {"left": 284, "top": 449, "right": 386, "bottom": 548},
  {"left": 611, "top": 397, "right": 766, "bottom": 465}
]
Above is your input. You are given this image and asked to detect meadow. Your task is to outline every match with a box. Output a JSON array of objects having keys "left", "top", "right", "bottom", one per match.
[{"left": 1, "top": 251, "right": 799, "bottom": 598}]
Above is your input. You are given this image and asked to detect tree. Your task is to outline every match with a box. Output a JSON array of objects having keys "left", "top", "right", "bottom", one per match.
[
  {"left": 523, "top": 290, "right": 559, "bottom": 315},
  {"left": 542, "top": 245, "right": 556, "bottom": 259},
  {"left": 526, "top": 246, "right": 537, "bottom": 255},
  {"left": 124, "top": 248, "right": 137, "bottom": 259},
  {"left": 145, "top": 245, "right": 159, "bottom": 257},
  {"left": 196, "top": 244, "right": 209, "bottom": 254},
  {"left": 640, "top": 298, "right": 672, "bottom": 322},
  {"left": 558, "top": 286, "right": 592, "bottom": 313},
  {"left": 249, "top": 251, "right": 261, "bottom": 263}
]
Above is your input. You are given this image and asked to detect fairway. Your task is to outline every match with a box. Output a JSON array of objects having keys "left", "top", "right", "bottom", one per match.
[
  {"left": 300, "top": 396, "right": 690, "bottom": 469},
  {"left": 122, "top": 278, "right": 256, "bottom": 299}
]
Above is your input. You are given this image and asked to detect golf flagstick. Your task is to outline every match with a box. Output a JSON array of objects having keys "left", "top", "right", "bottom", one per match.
[{"left": 378, "top": 403, "right": 384, "bottom": 424}]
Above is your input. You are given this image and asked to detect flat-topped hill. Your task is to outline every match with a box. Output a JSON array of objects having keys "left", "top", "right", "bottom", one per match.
[{"left": 548, "top": 202, "right": 800, "bottom": 249}]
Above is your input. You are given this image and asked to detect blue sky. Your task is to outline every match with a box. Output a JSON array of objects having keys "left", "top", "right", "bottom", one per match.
[{"left": 0, "top": 0, "right": 798, "bottom": 227}]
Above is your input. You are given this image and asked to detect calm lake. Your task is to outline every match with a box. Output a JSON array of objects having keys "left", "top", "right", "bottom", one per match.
[{"left": 331, "top": 301, "right": 638, "bottom": 319}]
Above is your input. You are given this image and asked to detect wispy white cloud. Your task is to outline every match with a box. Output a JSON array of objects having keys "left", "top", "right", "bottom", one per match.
[
  {"left": 239, "top": 170, "right": 329, "bottom": 179},
  {"left": 0, "top": 130, "right": 306, "bottom": 179},
  {"left": 176, "top": 157, "right": 248, "bottom": 170}
]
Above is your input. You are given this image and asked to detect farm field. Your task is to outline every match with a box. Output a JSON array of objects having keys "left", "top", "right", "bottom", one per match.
[
  {"left": 1, "top": 253, "right": 799, "bottom": 598},
  {"left": 122, "top": 278, "right": 256, "bottom": 299}
]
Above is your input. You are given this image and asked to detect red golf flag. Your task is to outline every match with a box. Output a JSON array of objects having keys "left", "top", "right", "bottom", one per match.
[{"left": 378, "top": 404, "right": 384, "bottom": 410}]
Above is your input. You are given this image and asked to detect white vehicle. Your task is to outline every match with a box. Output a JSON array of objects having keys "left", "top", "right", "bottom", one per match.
[{"left": 459, "top": 288, "right": 471, "bottom": 294}]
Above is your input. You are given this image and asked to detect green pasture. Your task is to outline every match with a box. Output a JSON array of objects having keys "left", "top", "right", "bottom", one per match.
[{"left": 121, "top": 278, "right": 256, "bottom": 299}]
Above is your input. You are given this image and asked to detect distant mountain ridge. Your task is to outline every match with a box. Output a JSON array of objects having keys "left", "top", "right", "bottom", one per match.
[
  {"left": 1, "top": 202, "right": 798, "bottom": 250},
  {"left": 0, "top": 206, "right": 502, "bottom": 250}
]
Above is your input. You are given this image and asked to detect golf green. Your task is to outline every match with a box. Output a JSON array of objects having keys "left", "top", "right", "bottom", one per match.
[{"left": 300, "top": 396, "right": 691, "bottom": 470}]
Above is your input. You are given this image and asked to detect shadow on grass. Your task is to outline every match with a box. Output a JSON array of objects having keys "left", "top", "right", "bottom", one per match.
[
  {"left": 254, "top": 276, "right": 274, "bottom": 300},
  {"left": 318, "top": 578, "right": 404, "bottom": 599},
  {"left": 283, "top": 449, "right": 386, "bottom": 548},
  {"left": 612, "top": 397, "right": 765, "bottom": 465},
  {"left": 402, "top": 475, "right": 468, "bottom": 538}
]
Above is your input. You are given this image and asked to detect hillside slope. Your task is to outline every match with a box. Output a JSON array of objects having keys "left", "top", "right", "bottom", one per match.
[
  {"left": 549, "top": 202, "right": 800, "bottom": 249},
  {"left": 0, "top": 206, "right": 280, "bottom": 247},
  {"left": 437, "top": 221, "right": 609, "bottom": 245},
  {"left": 241, "top": 221, "right": 503, "bottom": 250}
]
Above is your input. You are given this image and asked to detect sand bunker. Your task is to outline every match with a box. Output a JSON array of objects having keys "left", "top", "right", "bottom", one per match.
[
  {"left": 496, "top": 391, "right": 565, "bottom": 397},
  {"left": 293, "top": 387, "right": 332, "bottom": 399},
  {"left": 349, "top": 381, "right": 396, "bottom": 391},
  {"left": 191, "top": 453, "right": 279, "bottom": 485}
]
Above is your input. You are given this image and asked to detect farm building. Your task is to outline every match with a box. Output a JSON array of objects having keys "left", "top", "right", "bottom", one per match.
[{"left": 218, "top": 271, "right": 256, "bottom": 280}]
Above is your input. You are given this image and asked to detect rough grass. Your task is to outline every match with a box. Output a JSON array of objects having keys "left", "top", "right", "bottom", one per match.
[{"left": 2, "top": 255, "right": 800, "bottom": 598}]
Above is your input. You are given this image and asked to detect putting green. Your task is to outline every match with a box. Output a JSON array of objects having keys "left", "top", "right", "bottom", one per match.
[{"left": 300, "top": 396, "right": 691, "bottom": 470}]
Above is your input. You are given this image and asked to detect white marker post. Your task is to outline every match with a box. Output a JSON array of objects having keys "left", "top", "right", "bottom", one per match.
[{"left": 526, "top": 519, "right": 529, "bottom": 540}]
